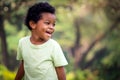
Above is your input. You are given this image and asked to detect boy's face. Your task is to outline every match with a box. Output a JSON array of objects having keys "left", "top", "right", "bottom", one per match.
[{"left": 31, "top": 12, "right": 56, "bottom": 42}]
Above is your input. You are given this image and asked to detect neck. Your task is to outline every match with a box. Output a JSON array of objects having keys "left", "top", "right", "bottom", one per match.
[{"left": 30, "top": 35, "right": 46, "bottom": 45}]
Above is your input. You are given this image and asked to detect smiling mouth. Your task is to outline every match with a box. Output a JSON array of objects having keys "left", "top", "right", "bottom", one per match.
[
  {"left": 46, "top": 31, "right": 53, "bottom": 36},
  {"left": 46, "top": 31, "right": 52, "bottom": 34}
]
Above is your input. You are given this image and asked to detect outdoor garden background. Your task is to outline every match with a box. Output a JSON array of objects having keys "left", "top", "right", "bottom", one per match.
[{"left": 0, "top": 0, "right": 120, "bottom": 80}]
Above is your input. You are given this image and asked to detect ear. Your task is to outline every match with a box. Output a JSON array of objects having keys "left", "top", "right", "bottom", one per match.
[{"left": 29, "top": 21, "right": 36, "bottom": 29}]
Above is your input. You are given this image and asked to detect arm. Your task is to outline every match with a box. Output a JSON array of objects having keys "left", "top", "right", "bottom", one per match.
[
  {"left": 55, "top": 66, "right": 66, "bottom": 80},
  {"left": 15, "top": 60, "right": 24, "bottom": 80}
]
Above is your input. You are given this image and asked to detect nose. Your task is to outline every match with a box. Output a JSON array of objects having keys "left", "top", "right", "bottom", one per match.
[{"left": 49, "top": 24, "right": 54, "bottom": 30}]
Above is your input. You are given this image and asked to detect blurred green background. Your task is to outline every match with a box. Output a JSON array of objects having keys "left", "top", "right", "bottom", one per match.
[{"left": 0, "top": 0, "right": 120, "bottom": 80}]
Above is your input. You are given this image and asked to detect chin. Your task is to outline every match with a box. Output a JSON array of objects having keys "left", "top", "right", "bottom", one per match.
[{"left": 45, "top": 37, "right": 51, "bottom": 41}]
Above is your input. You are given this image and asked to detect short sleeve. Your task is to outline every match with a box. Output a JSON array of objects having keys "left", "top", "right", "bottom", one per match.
[
  {"left": 16, "top": 39, "right": 23, "bottom": 60},
  {"left": 51, "top": 42, "right": 68, "bottom": 67}
]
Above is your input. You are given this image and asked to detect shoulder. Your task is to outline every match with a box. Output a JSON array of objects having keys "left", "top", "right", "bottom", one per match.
[
  {"left": 19, "top": 36, "right": 30, "bottom": 43},
  {"left": 48, "top": 39, "right": 62, "bottom": 50},
  {"left": 49, "top": 39, "right": 60, "bottom": 46}
]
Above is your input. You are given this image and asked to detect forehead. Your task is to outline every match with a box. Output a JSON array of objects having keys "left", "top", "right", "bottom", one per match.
[{"left": 41, "top": 12, "right": 56, "bottom": 21}]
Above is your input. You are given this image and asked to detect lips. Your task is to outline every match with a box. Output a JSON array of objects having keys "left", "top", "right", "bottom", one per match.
[
  {"left": 45, "top": 30, "right": 53, "bottom": 37},
  {"left": 46, "top": 31, "right": 52, "bottom": 34}
]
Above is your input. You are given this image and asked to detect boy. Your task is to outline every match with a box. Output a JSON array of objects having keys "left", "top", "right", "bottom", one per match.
[{"left": 15, "top": 2, "right": 68, "bottom": 80}]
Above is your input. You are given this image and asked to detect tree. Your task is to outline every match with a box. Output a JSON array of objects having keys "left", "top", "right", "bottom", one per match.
[{"left": 0, "top": 0, "right": 36, "bottom": 70}]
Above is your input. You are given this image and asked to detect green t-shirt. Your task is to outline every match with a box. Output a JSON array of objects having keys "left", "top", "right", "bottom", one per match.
[{"left": 17, "top": 36, "right": 68, "bottom": 80}]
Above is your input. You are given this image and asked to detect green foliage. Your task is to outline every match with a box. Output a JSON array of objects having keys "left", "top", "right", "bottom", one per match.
[
  {"left": 53, "top": 6, "right": 75, "bottom": 47},
  {"left": 1, "top": 0, "right": 120, "bottom": 80},
  {"left": 103, "top": 27, "right": 120, "bottom": 66},
  {"left": 67, "top": 71, "right": 75, "bottom": 80},
  {"left": 67, "top": 69, "right": 99, "bottom": 80},
  {"left": 50, "top": 0, "right": 70, "bottom": 6},
  {"left": 98, "top": 64, "right": 120, "bottom": 80},
  {"left": 105, "top": 0, "right": 120, "bottom": 20},
  {"left": 5, "top": 21, "right": 28, "bottom": 52},
  {"left": 0, "top": 64, "right": 16, "bottom": 80},
  {"left": 97, "top": 27, "right": 120, "bottom": 80},
  {"left": 5, "top": 20, "right": 18, "bottom": 36}
]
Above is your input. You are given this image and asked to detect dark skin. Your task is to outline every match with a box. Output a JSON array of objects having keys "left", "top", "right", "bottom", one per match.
[
  {"left": 55, "top": 66, "right": 66, "bottom": 80},
  {"left": 15, "top": 13, "right": 66, "bottom": 80},
  {"left": 15, "top": 61, "right": 66, "bottom": 80},
  {"left": 15, "top": 60, "right": 24, "bottom": 80}
]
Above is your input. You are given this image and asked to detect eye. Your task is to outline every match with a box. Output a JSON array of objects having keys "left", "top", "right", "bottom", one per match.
[
  {"left": 44, "top": 21, "right": 50, "bottom": 25},
  {"left": 53, "top": 23, "right": 56, "bottom": 27}
]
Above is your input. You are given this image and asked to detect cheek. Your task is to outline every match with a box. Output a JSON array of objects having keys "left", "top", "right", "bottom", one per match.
[
  {"left": 37, "top": 27, "right": 46, "bottom": 33},
  {"left": 53, "top": 29, "right": 55, "bottom": 32},
  {"left": 36, "top": 23, "right": 48, "bottom": 32}
]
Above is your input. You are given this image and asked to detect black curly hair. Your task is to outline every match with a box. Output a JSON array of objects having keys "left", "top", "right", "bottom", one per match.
[{"left": 24, "top": 2, "right": 55, "bottom": 30}]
